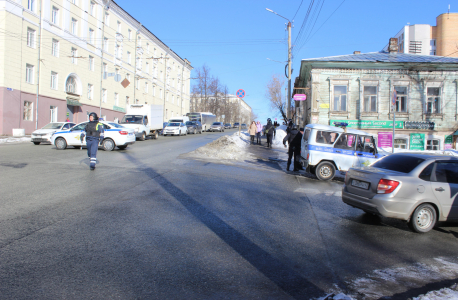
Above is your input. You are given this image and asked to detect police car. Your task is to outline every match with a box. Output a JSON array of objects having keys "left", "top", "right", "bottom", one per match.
[
  {"left": 300, "top": 123, "right": 388, "bottom": 181},
  {"left": 50, "top": 121, "right": 136, "bottom": 151}
]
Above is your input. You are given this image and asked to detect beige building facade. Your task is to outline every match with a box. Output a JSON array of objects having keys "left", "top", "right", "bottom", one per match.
[{"left": 0, "top": 0, "right": 192, "bottom": 135}]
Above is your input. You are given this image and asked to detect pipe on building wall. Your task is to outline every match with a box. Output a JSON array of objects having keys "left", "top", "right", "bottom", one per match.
[{"left": 35, "top": 0, "right": 43, "bottom": 130}]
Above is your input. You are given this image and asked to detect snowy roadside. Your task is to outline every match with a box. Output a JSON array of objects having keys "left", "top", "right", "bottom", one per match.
[{"left": 0, "top": 136, "right": 31, "bottom": 144}]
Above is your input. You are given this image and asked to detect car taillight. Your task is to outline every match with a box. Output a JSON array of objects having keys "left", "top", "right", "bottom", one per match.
[
  {"left": 377, "top": 179, "right": 400, "bottom": 194},
  {"left": 306, "top": 153, "right": 309, "bottom": 160},
  {"left": 119, "top": 131, "right": 128, "bottom": 135}
]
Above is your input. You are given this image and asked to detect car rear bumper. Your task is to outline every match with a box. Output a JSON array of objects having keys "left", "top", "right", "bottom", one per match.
[
  {"left": 342, "top": 187, "right": 415, "bottom": 220},
  {"left": 31, "top": 138, "right": 51, "bottom": 143}
]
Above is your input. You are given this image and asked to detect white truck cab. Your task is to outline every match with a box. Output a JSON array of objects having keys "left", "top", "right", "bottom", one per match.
[
  {"left": 301, "top": 124, "right": 387, "bottom": 181},
  {"left": 120, "top": 104, "right": 163, "bottom": 141}
]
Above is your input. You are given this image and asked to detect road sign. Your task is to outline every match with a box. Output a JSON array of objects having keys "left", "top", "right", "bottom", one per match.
[
  {"left": 114, "top": 74, "right": 122, "bottom": 82},
  {"left": 293, "top": 94, "right": 306, "bottom": 101},
  {"left": 236, "top": 89, "right": 245, "bottom": 98}
]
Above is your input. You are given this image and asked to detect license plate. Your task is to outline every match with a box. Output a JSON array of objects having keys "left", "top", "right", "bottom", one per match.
[
  {"left": 129, "top": 133, "right": 133, "bottom": 135},
  {"left": 351, "top": 179, "right": 369, "bottom": 190}
]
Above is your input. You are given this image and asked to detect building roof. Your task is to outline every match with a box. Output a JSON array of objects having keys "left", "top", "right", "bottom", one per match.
[{"left": 301, "top": 51, "right": 458, "bottom": 64}]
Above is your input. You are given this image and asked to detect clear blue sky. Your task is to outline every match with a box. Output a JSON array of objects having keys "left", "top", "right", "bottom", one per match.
[{"left": 116, "top": 0, "right": 453, "bottom": 123}]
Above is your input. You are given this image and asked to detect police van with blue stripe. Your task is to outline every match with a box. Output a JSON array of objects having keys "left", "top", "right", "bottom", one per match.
[
  {"left": 50, "top": 121, "right": 136, "bottom": 151},
  {"left": 300, "top": 123, "right": 388, "bottom": 181}
]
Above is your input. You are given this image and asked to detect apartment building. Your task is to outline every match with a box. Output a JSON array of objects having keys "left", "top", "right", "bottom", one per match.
[
  {"left": 383, "top": 13, "right": 458, "bottom": 57},
  {"left": 0, "top": 0, "right": 192, "bottom": 135}
]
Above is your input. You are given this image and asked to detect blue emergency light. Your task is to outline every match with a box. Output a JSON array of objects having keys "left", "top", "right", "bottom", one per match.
[{"left": 333, "top": 122, "right": 348, "bottom": 128}]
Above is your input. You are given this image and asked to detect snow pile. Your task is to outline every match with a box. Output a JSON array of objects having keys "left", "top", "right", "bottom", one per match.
[
  {"left": 318, "top": 293, "right": 354, "bottom": 300},
  {"left": 186, "top": 131, "right": 252, "bottom": 161},
  {"left": 413, "top": 284, "right": 458, "bottom": 300},
  {"left": 271, "top": 125, "right": 287, "bottom": 148},
  {"left": 0, "top": 137, "right": 31, "bottom": 144}
]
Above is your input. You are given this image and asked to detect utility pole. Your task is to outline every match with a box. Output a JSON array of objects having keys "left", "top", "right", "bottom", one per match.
[
  {"left": 287, "top": 21, "right": 292, "bottom": 120},
  {"left": 35, "top": 0, "right": 43, "bottom": 129}
]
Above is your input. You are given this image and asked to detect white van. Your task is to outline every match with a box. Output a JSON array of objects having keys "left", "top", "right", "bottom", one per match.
[
  {"left": 300, "top": 124, "right": 387, "bottom": 181},
  {"left": 168, "top": 116, "right": 189, "bottom": 124}
]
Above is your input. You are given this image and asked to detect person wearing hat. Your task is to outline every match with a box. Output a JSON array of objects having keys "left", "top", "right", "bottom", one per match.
[
  {"left": 264, "top": 118, "right": 276, "bottom": 148},
  {"left": 81, "top": 112, "right": 104, "bottom": 170},
  {"left": 283, "top": 124, "right": 303, "bottom": 171}
]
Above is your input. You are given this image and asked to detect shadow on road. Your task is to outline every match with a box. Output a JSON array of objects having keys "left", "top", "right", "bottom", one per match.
[{"left": 123, "top": 153, "right": 324, "bottom": 299}]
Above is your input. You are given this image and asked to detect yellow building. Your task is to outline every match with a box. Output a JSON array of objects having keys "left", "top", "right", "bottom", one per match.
[{"left": 0, "top": 0, "right": 192, "bottom": 135}]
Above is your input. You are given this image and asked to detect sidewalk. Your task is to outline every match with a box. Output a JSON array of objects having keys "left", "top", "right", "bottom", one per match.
[{"left": 0, "top": 136, "right": 31, "bottom": 144}]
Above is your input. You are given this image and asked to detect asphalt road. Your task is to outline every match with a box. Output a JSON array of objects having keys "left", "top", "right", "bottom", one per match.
[{"left": 1, "top": 130, "right": 458, "bottom": 300}]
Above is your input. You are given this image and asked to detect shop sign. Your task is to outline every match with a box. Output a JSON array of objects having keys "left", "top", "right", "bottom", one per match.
[
  {"left": 330, "top": 119, "right": 403, "bottom": 129},
  {"left": 404, "top": 121, "right": 435, "bottom": 130},
  {"left": 377, "top": 132, "right": 393, "bottom": 148},
  {"left": 320, "top": 103, "right": 330, "bottom": 108},
  {"left": 113, "top": 106, "right": 126, "bottom": 113},
  {"left": 410, "top": 133, "right": 425, "bottom": 150},
  {"left": 445, "top": 135, "right": 453, "bottom": 150}
]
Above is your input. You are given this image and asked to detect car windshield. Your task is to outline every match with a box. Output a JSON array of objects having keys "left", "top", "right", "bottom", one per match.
[
  {"left": 372, "top": 154, "right": 425, "bottom": 173},
  {"left": 120, "top": 115, "right": 143, "bottom": 124},
  {"left": 186, "top": 121, "right": 194, "bottom": 125},
  {"left": 168, "top": 122, "right": 180, "bottom": 127},
  {"left": 169, "top": 119, "right": 182, "bottom": 123},
  {"left": 42, "top": 123, "right": 64, "bottom": 129},
  {"left": 212, "top": 122, "right": 221, "bottom": 125},
  {"left": 108, "top": 122, "right": 124, "bottom": 128}
]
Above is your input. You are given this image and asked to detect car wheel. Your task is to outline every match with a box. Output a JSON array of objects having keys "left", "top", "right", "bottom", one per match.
[
  {"left": 140, "top": 132, "right": 146, "bottom": 141},
  {"left": 33, "top": 142, "right": 40, "bottom": 145},
  {"left": 315, "top": 161, "right": 335, "bottom": 181},
  {"left": 409, "top": 203, "right": 437, "bottom": 233},
  {"left": 118, "top": 145, "right": 127, "bottom": 150},
  {"left": 55, "top": 138, "right": 67, "bottom": 150},
  {"left": 152, "top": 131, "right": 158, "bottom": 139},
  {"left": 163, "top": 134, "right": 167, "bottom": 136},
  {"left": 73, "top": 146, "right": 81, "bottom": 149},
  {"left": 102, "top": 138, "right": 115, "bottom": 151}
]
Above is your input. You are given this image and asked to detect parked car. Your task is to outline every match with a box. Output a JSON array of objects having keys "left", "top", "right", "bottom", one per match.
[
  {"left": 241, "top": 123, "right": 247, "bottom": 129},
  {"left": 210, "top": 122, "right": 225, "bottom": 132},
  {"left": 186, "top": 121, "right": 202, "bottom": 134},
  {"left": 224, "top": 123, "right": 232, "bottom": 129},
  {"left": 342, "top": 153, "right": 458, "bottom": 233},
  {"left": 300, "top": 124, "right": 387, "bottom": 181},
  {"left": 163, "top": 122, "right": 188, "bottom": 136},
  {"left": 233, "top": 122, "right": 240, "bottom": 128},
  {"left": 51, "top": 121, "right": 135, "bottom": 151},
  {"left": 31, "top": 122, "right": 76, "bottom": 145}
]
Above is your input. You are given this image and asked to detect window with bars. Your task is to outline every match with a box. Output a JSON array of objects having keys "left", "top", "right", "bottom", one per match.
[
  {"left": 24, "top": 101, "right": 33, "bottom": 121},
  {"left": 52, "top": 39, "right": 59, "bottom": 57},
  {"left": 27, "top": 28, "right": 35, "bottom": 48},
  {"left": 426, "top": 87, "right": 441, "bottom": 113},
  {"left": 51, "top": 72, "right": 58, "bottom": 90},
  {"left": 26, "top": 64, "right": 34, "bottom": 84},
  {"left": 363, "top": 86, "right": 377, "bottom": 112},
  {"left": 394, "top": 86, "right": 408, "bottom": 112}
]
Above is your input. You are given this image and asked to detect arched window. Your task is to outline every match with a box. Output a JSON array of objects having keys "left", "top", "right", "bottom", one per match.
[{"left": 66, "top": 76, "right": 77, "bottom": 94}]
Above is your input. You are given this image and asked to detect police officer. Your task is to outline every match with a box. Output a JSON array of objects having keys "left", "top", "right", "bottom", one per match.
[
  {"left": 283, "top": 124, "right": 303, "bottom": 171},
  {"left": 286, "top": 119, "right": 293, "bottom": 134},
  {"left": 264, "top": 118, "right": 276, "bottom": 148},
  {"left": 82, "top": 112, "right": 104, "bottom": 170}
]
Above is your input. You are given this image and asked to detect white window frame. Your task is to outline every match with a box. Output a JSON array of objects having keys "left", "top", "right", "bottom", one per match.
[
  {"left": 27, "top": 28, "right": 36, "bottom": 48},
  {"left": 89, "top": 28, "right": 94, "bottom": 44},
  {"left": 51, "top": 71, "right": 58, "bottom": 90},
  {"left": 145, "top": 62, "right": 149, "bottom": 74},
  {"left": 103, "top": 37, "right": 108, "bottom": 52},
  {"left": 51, "top": 6, "right": 59, "bottom": 25},
  {"left": 394, "top": 86, "right": 409, "bottom": 113},
  {"left": 117, "top": 21, "right": 121, "bottom": 33},
  {"left": 28, "top": 0, "right": 35, "bottom": 12},
  {"left": 426, "top": 134, "right": 443, "bottom": 150},
  {"left": 71, "top": 48, "right": 77, "bottom": 64},
  {"left": 66, "top": 76, "right": 77, "bottom": 94},
  {"left": 26, "top": 64, "right": 34, "bottom": 84},
  {"left": 126, "top": 96, "right": 130, "bottom": 105},
  {"left": 359, "top": 80, "right": 379, "bottom": 114},
  {"left": 114, "top": 92, "right": 119, "bottom": 106},
  {"left": 24, "top": 101, "right": 33, "bottom": 121},
  {"left": 87, "top": 84, "right": 93, "bottom": 100},
  {"left": 90, "top": 1, "right": 95, "bottom": 16},
  {"left": 426, "top": 87, "right": 441, "bottom": 114},
  {"left": 52, "top": 39, "right": 59, "bottom": 57},
  {"left": 128, "top": 29, "right": 132, "bottom": 41},
  {"left": 50, "top": 106, "right": 58, "bottom": 122},
  {"left": 105, "top": 12, "right": 109, "bottom": 25},
  {"left": 127, "top": 51, "right": 131, "bottom": 64},
  {"left": 89, "top": 55, "right": 94, "bottom": 71},
  {"left": 332, "top": 85, "right": 347, "bottom": 112},
  {"left": 145, "top": 82, "right": 148, "bottom": 93},
  {"left": 102, "top": 89, "right": 107, "bottom": 103},
  {"left": 71, "top": 18, "right": 78, "bottom": 35}
]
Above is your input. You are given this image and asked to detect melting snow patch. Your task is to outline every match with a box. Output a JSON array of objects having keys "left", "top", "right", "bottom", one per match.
[
  {"left": 413, "top": 284, "right": 458, "bottom": 300},
  {"left": 0, "top": 137, "right": 31, "bottom": 144},
  {"left": 185, "top": 131, "right": 253, "bottom": 161}
]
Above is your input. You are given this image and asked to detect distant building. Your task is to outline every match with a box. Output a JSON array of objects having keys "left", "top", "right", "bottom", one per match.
[
  {"left": 190, "top": 94, "right": 252, "bottom": 124},
  {"left": 0, "top": 0, "right": 192, "bottom": 135},
  {"left": 382, "top": 13, "right": 458, "bottom": 57},
  {"left": 293, "top": 44, "right": 458, "bottom": 150}
]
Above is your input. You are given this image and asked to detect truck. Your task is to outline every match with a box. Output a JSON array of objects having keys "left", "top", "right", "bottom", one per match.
[{"left": 120, "top": 104, "right": 163, "bottom": 140}]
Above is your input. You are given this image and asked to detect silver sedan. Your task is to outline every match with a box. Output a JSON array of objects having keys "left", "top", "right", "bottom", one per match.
[{"left": 342, "top": 153, "right": 458, "bottom": 233}]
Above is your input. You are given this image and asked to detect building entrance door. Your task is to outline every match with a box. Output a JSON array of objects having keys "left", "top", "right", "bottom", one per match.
[{"left": 66, "top": 106, "right": 74, "bottom": 122}]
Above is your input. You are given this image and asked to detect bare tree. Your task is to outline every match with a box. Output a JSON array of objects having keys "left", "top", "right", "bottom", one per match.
[
  {"left": 190, "top": 65, "right": 212, "bottom": 112},
  {"left": 265, "top": 74, "right": 293, "bottom": 123}
]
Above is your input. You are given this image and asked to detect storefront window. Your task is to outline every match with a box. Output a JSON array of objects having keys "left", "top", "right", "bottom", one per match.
[
  {"left": 426, "top": 139, "right": 440, "bottom": 150},
  {"left": 394, "top": 138, "right": 407, "bottom": 149}
]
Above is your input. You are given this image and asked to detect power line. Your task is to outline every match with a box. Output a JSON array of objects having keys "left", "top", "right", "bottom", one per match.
[{"left": 292, "top": 0, "right": 304, "bottom": 21}]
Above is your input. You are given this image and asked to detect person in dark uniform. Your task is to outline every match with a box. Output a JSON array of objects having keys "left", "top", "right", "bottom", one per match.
[
  {"left": 283, "top": 124, "right": 303, "bottom": 171},
  {"left": 265, "top": 118, "right": 276, "bottom": 148},
  {"left": 81, "top": 112, "right": 104, "bottom": 170},
  {"left": 286, "top": 119, "right": 293, "bottom": 134}
]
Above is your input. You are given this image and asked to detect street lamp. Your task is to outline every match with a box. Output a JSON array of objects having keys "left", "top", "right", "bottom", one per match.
[{"left": 266, "top": 8, "right": 292, "bottom": 120}]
